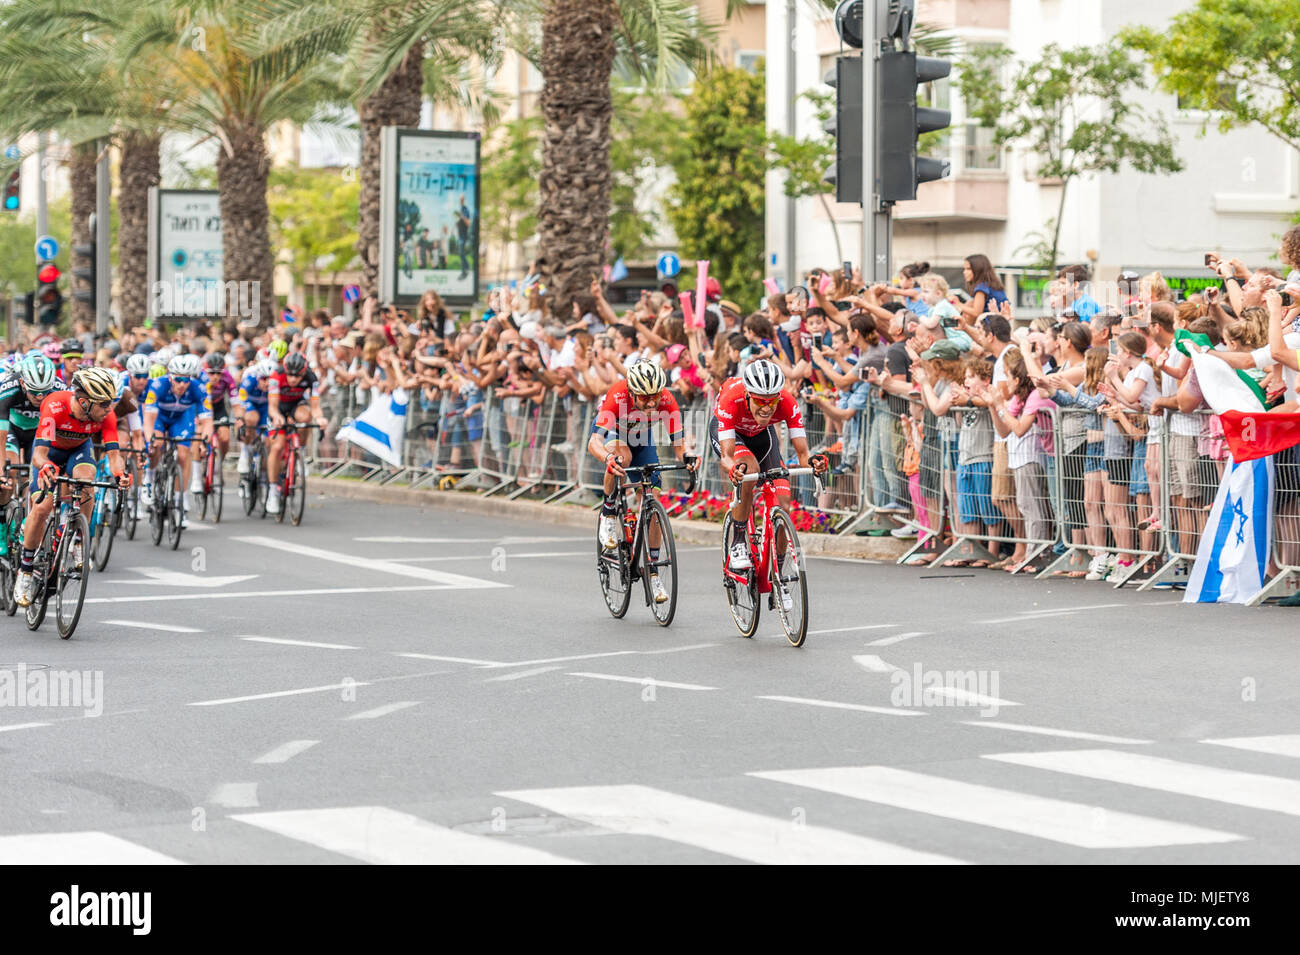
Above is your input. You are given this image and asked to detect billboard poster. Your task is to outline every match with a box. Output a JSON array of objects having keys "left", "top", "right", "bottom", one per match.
[
  {"left": 153, "top": 189, "right": 223, "bottom": 318},
  {"left": 390, "top": 130, "right": 479, "bottom": 304}
]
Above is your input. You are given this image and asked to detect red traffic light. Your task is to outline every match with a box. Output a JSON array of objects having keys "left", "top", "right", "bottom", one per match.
[{"left": 37, "top": 263, "right": 60, "bottom": 284}]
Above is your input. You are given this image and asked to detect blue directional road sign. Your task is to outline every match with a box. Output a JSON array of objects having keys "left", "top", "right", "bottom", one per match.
[
  {"left": 35, "top": 235, "right": 59, "bottom": 261},
  {"left": 343, "top": 284, "right": 361, "bottom": 304},
  {"left": 657, "top": 252, "right": 681, "bottom": 278}
]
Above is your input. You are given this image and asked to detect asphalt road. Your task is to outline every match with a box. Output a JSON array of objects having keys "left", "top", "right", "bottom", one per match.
[{"left": 1, "top": 491, "right": 1297, "bottom": 864}]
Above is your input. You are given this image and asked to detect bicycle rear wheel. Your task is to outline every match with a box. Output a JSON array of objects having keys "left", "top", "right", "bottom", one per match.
[
  {"left": 641, "top": 496, "right": 677, "bottom": 627},
  {"left": 167, "top": 475, "right": 184, "bottom": 550},
  {"left": 124, "top": 458, "right": 140, "bottom": 540},
  {"left": 288, "top": 452, "right": 306, "bottom": 525},
  {"left": 722, "top": 511, "right": 760, "bottom": 637},
  {"left": 3, "top": 501, "right": 22, "bottom": 616},
  {"left": 150, "top": 467, "right": 170, "bottom": 546},
  {"left": 55, "top": 512, "right": 90, "bottom": 639},
  {"left": 210, "top": 443, "right": 224, "bottom": 523},
  {"left": 241, "top": 466, "right": 258, "bottom": 516},
  {"left": 768, "top": 507, "right": 809, "bottom": 647},
  {"left": 596, "top": 520, "right": 632, "bottom": 619}
]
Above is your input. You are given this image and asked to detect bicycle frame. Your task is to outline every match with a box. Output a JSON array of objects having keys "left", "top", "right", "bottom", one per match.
[
  {"left": 616, "top": 462, "right": 694, "bottom": 578},
  {"left": 724, "top": 467, "right": 819, "bottom": 595}
]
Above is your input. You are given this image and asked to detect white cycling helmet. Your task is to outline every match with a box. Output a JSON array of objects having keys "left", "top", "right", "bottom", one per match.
[
  {"left": 742, "top": 358, "right": 785, "bottom": 396},
  {"left": 255, "top": 358, "right": 279, "bottom": 378},
  {"left": 125, "top": 354, "right": 152, "bottom": 376},
  {"left": 168, "top": 354, "right": 202, "bottom": 378}
]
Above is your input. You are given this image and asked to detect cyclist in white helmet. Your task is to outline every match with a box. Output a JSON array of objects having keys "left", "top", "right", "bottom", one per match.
[{"left": 710, "top": 358, "right": 827, "bottom": 571}]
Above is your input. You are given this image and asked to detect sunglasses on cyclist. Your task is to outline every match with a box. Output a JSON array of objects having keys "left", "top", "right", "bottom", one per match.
[
  {"left": 171, "top": 376, "right": 193, "bottom": 383},
  {"left": 749, "top": 395, "right": 780, "bottom": 410},
  {"left": 131, "top": 373, "right": 149, "bottom": 380}
]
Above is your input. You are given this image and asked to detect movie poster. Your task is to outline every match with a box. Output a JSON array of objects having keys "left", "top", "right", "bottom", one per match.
[{"left": 393, "top": 132, "right": 479, "bottom": 303}]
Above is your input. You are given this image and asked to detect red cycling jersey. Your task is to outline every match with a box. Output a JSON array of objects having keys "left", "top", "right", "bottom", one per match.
[
  {"left": 713, "top": 376, "right": 805, "bottom": 441},
  {"left": 34, "top": 391, "right": 120, "bottom": 451},
  {"left": 592, "top": 380, "right": 683, "bottom": 444},
  {"left": 267, "top": 369, "right": 320, "bottom": 407}
]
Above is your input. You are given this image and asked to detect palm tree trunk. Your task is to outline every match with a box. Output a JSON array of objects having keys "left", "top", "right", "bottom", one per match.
[
  {"left": 538, "top": 0, "right": 616, "bottom": 319},
  {"left": 357, "top": 43, "right": 425, "bottom": 299},
  {"left": 217, "top": 119, "right": 274, "bottom": 328},
  {"left": 69, "top": 143, "right": 97, "bottom": 328},
  {"left": 118, "top": 131, "right": 161, "bottom": 331}
]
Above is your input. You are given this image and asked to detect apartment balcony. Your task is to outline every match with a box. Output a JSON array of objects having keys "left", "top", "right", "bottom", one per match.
[
  {"left": 917, "top": 0, "right": 1009, "bottom": 31},
  {"left": 892, "top": 174, "right": 1008, "bottom": 223}
]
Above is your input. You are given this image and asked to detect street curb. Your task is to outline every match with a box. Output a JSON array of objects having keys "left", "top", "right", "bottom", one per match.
[{"left": 313, "top": 477, "right": 908, "bottom": 560}]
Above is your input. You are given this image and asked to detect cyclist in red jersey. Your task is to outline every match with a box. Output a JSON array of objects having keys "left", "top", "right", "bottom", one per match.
[
  {"left": 711, "top": 359, "right": 827, "bottom": 570},
  {"left": 16, "top": 368, "right": 130, "bottom": 606},
  {"left": 587, "top": 360, "right": 696, "bottom": 602}
]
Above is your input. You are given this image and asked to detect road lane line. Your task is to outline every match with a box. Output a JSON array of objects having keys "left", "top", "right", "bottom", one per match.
[
  {"left": 190, "top": 681, "right": 370, "bottom": 707},
  {"left": 253, "top": 740, "right": 319, "bottom": 764},
  {"left": 233, "top": 536, "right": 509, "bottom": 588},
  {"left": 500, "top": 784, "right": 961, "bottom": 864},
  {"left": 209, "top": 783, "right": 260, "bottom": 808},
  {"left": 758, "top": 695, "right": 924, "bottom": 717},
  {"left": 346, "top": 702, "right": 421, "bottom": 720},
  {"left": 1019, "top": 603, "right": 1124, "bottom": 614},
  {"left": 753, "top": 767, "right": 1242, "bottom": 849},
  {"left": 808, "top": 624, "right": 899, "bottom": 635},
  {"left": 355, "top": 535, "right": 590, "bottom": 543},
  {"left": 241, "top": 636, "right": 359, "bottom": 650},
  {"left": 0, "top": 832, "right": 184, "bottom": 864},
  {"left": 387, "top": 550, "right": 589, "bottom": 563},
  {"left": 568, "top": 673, "right": 716, "bottom": 691},
  {"left": 853, "top": 654, "right": 901, "bottom": 673},
  {"left": 0, "top": 722, "right": 50, "bottom": 733},
  {"left": 485, "top": 666, "right": 561, "bottom": 682},
  {"left": 986, "top": 749, "right": 1300, "bottom": 816},
  {"left": 1203, "top": 735, "right": 1300, "bottom": 759},
  {"left": 961, "top": 721, "right": 1151, "bottom": 745},
  {"left": 233, "top": 806, "right": 580, "bottom": 864},
  {"left": 930, "top": 687, "right": 1020, "bottom": 708},
  {"left": 102, "top": 620, "right": 203, "bottom": 633},
  {"left": 395, "top": 653, "right": 504, "bottom": 666},
  {"left": 867, "top": 631, "right": 928, "bottom": 646},
  {"left": 85, "top": 584, "right": 473, "bottom": 604}
]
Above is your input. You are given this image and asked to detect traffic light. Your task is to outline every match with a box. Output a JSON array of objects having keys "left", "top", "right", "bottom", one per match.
[
  {"left": 36, "top": 261, "right": 62, "bottom": 326},
  {"left": 12, "top": 293, "right": 33, "bottom": 324},
  {"left": 877, "top": 50, "right": 952, "bottom": 202},
  {"left": 72, "top": 237, "right": 96, "bottom": 310},
  {"left": 824, "top": 56, "right": 863, "bottom": 204},
  {"left": 3, "top": 169, "right": 18, "bottom": 212}
]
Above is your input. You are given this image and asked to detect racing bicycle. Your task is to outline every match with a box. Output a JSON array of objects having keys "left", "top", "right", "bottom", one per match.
[{"left": 26, "top": 473, "right": 118, "bottom": 639}]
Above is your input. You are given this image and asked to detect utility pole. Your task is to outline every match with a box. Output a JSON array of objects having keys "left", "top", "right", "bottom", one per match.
[
  {"left": 36, "top": 131, "right": 48, "bottom": 240},
  {"left": 859, "top": 1, "right": 889, "bottom": 284},
  {"left": 96, "top": 140, "right": 111, "bottom": 333}
]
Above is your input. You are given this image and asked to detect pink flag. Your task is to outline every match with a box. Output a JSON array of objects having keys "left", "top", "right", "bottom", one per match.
[
  {"left": 693, "top": 261, "right": 710, "bottom": 329},
  {"left": 602, "top": 264, "right": 612, "bottom": 282},
  {"left": 819, "top": 272, "right": 833, "bottom": 295},
  {"left": 763, "top": 277, "right": 780, "bottom": 297}
]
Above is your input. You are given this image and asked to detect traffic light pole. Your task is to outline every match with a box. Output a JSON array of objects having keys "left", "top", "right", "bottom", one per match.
[
  {"left": 859, "top": 1, "right": 891, "bottom": 284},
  {"left": 96, "top": 141, "right": 111, "bottom": 333},
  {"left": 36, "top": 131, "right": 48, "bottom": 241}
]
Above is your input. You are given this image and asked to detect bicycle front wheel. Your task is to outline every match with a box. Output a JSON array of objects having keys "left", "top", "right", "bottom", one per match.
[
  {"left": 768, "top": 506, "right": 809, "bottom": 647},
  {"left": 3, "top": 501, "right": 22, "bottom": 616},
  {"left": 92, "top": 488, "right": 116, "bottom": 572},
  {"left": 642, "top": 496, "right": 677, "bottom": 627},
  {"left": 288, "top": 452, "right": 307, "bottom": 525},
  {"left": 124, "top": 458, "right": 140, "bottom": 540},
  {"left": 722, "top": 511, "right": 760, "bottom": 638},
  {"left": 167, "top": 479, "right": 184, "bottom": 551},
  {"left": 596, "top": 522, "right": 632, "bottom": 619},
  {"left": 55, "top": 512, "right": 90, "bottom": 640},
  {"left": 25, "top": 519, "right": 56, "bottom": 631},
  {"left": 210, "top": 444, "right": 224, "bottom": 523},
  {"left": 150, "top": 468, "right": 170, "bottom": 546}
]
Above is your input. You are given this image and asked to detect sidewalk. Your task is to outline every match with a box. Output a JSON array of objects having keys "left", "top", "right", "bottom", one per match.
[{"left": 313, "top": 477, "right": 908, "bottom": 561}]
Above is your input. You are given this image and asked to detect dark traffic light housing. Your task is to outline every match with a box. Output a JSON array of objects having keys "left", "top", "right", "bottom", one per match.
[
  {"left": 878, "top": 51, "right": 952, "bottom": 202},
  {"left": 37, "top": 261, "right": 62, "bottom": 326},
  {"left": 3, "top": 169, "right": 18, "bottom": 212},
  {"left": 824, "top": 56, "right": 864, "bottom": 204},
  {"left": 72, "top": 239, "right": 96, "bottom": 310}
]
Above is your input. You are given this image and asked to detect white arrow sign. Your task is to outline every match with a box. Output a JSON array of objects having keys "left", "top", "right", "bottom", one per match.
[{"left": 113, "top": 567, "right": 259, "bottom": 588}]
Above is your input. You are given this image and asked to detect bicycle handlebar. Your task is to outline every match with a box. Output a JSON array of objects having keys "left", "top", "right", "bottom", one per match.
[
  {"left": 618, "top": 455, "right": 699, "bottom": 494},
  {"left": 734, "top": 465, "right": 823, "bottom": 496}
]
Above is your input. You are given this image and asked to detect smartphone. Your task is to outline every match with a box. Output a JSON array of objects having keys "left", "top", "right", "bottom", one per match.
[
  {"left": 842, "top": 261, "right": 852, "bottom": 281},
  {"left": 1282, "top": 292, "right": 1294, "bottom": 308},
  {"left": 1204, "top": 253, "right": 1214, "bottom": 267},
  {"left": 1108, "top": 339, "right": 1118, "bottom": 356}
]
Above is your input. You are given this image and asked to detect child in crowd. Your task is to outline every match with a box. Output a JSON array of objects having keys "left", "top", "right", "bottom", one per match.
[
  {"left": 1052, "top": 346, "right": 1112, "bottom": 579},
  {"left": 986, "top": 349, "right": 1054, "bottom": 572},
  {"left": 953, "top": 355, "right": 1000, "bottom": 566}
]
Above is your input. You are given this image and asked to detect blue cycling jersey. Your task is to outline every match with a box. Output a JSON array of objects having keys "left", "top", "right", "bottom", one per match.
[
  {"left": 144, "top": 376, "right": 213, "bottom": 418},
  {"left": 237, "top": 372, "right": 270, "bottom": 407}
]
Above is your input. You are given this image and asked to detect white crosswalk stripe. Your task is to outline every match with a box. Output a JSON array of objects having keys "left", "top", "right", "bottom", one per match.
[
  {"left": 1203, "top": 734, "right": 1300, "bottom": 759},
  {"left": 499, "top": 783, "right": 964, "bottom": 864},
  {"left": 0, "top": 831, "right": 183, "bottom": 864},
  {"left": 987, "top": 749, "right": 1300, "bottom": 817},
  {"left": 231, "top": 806, "right": 580, "bottom": 864},
  {"left": 751, "top": 766, "right": 1242, "bottom": 848}
]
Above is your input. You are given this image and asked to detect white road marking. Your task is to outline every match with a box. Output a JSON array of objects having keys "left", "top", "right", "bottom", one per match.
[
  {"left": 929, "top": 687, "right": 1021, "bottom": 708},
  {"left": 355, "top": 535, "right": 589, "bottom": 544},
  {"left": 853, "top": 654, "right": 900, "bottom": 673},
  {"left": 387, "top": 550, "right": 589, "bottom": 563},
  {"left": 866, "top": 630, "right": 928, "bottom": 646},
  {"left": 1019, "top": 603, "right": 1124, "bottom": 614},
  {"left": 395, "top": 653, "right": 504, "bottom": 666},
  {"left": 568, "top": 672, "right": 716, "bottom": 691},
  {"left": 758, "top": 695, "right": 925, "bottom": 717},
  {"left": 110, "top": 567, "right": 259, "bottom": 588},
  {"left": 0, "top": 722, "right": 50, "bottom": 733},
  {"left": 253, "top": 740, "right": 319, "bottom": 764},
  {"left": 0, "top": 832, "right": 184, "bottom": 864},
  {"left": 961, "top": 721, "right": 1151, "bottom": 745},
  {"left": 241, "top": 636, "right": 359, "bottom": 650},
  {"left": 753, "top": 767, "right": 1242, "bottom": 849},
  {"left": 101, "top": 619, "right": 204, "bottom": 633},
  {"left": 987, "top": 749, "right": 1300, "bottom": 816},
  {"left": 977, "top": 612, "right": 1080, "bottom": 624},
  {"left": 977, "top": 603, "right": 1127, "bottom": 624},
  {"left": 234, "top": 536, "right": 509, "bottom": 589},
  {"left": 209, "top": 783, "right": 260, "bottom": 808},
  {"left": 500, "top": 784, "right": 961, "bottom": 864},
  {"left": 485, "top": 666, "right": 561, "bottom": 682},
  {"left": 233, "top": 806, "right": 580, "bottom": 864},
  {"left": 190, "top": 681, "right": 370, "bottom": 707},
  {"left": 346, "top": 702, "right": 420, "bottom": 720},
  {"left": 1203, "top": 734, "right": 1300, "bottom": 759},
  {"left": 807, "top": 624, "right": 899, "bottom": 635},
  {"left": 85, "top": 584, "right": 475, "bottom": 604}
]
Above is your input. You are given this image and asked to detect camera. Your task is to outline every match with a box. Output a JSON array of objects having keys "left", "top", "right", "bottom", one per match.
[
  {"left": 1282, "top": 292, "right": 1294, "bottom": 308},
  {"left": 940, "top": 316, "right": 957, "bottom": 329}
]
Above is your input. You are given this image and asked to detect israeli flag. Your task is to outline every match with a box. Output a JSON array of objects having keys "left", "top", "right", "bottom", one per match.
[
  {"left": 1184, "top": 456, "right": 1273, "bottom": 604},
  {"left": 337, "top": 388, "right": 408, "bottom": 467}
]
